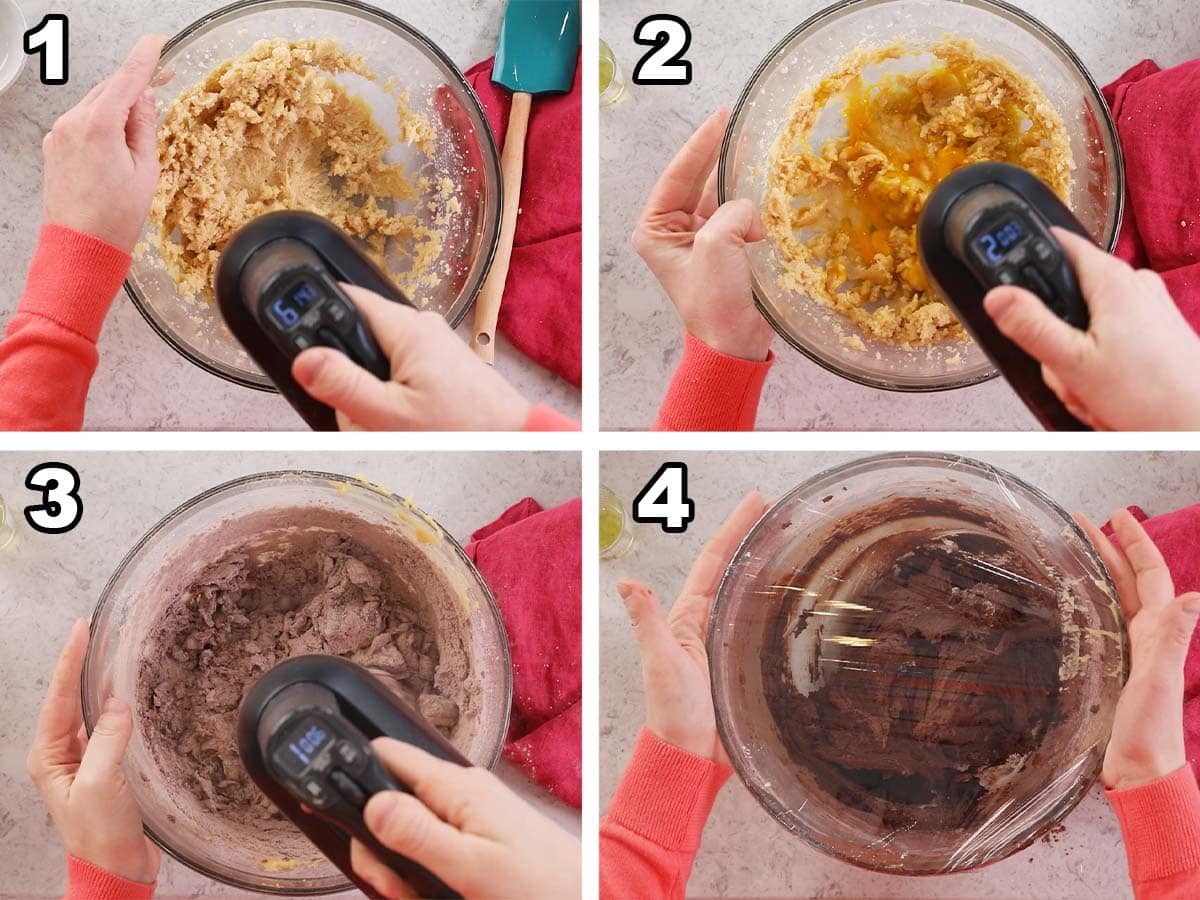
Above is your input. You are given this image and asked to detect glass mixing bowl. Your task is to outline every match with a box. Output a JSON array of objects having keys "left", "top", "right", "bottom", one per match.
[
  {"left": 709, "top": 453, "right": 1127, "bottom": 874},
  {"left": 127, "top": 0, "right": 502, "bottom": 390},
  {"left": 83, "top": 471, "right": 512, "bottom": 894},
  {"left": 719, "top": 0, "right": 1123, "bottom": 391}
]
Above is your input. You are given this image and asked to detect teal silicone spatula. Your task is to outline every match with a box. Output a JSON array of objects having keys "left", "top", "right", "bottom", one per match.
[{"left": 471, "top": 0, "right": 581, "bottom": 364}]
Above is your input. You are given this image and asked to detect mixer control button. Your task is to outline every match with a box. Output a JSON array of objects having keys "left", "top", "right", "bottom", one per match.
[
  {"left": 1032, "top": 239, "right": 1055, "bottom": 265},
  {"left": 331, "top": 770, "right": 367, "bottom": 807},
  {"left": 327, "top": 300, "right": 350, "bottom": 324},
  {"left": 1021, "top": 265, "right": 1054, "bottom": 302},
  {"left": 996, "top": 267, "right": 1018, "bottom": 286},
  {"left": 292, "top": 334, "right": 314, "bottom": 352},
  {"left": 316, "top": 327, "right": 352, "bottom": 357},
  {"left": 335, "top": 741, "right": 360, "bottom": 766},
  {"left": 304, "top": 779, "right": 327, "bottom": 803}
]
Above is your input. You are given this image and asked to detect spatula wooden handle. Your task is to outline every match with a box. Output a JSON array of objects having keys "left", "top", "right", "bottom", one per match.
[{"left": 471, "top": 91, "right": 532, "bottom": 364}]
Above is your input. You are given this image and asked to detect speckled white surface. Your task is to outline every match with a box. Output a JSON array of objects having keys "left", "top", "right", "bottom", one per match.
[
  {"left": 0, "top": 0, "right": 579, "bottom": 430},
  {"left": 598, "top": 1, "right": 1200, "bottom": 430},
  {"left": 600, "top": 451, "right": 1200, "bottom": 898},
  {"left": 0, "top": 451, "right": 580, "bottom": 898}
]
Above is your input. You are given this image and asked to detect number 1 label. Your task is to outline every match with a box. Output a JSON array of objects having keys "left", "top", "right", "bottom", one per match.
[{"left": 24, "top": 14, "right": 70, "bottom": 86}]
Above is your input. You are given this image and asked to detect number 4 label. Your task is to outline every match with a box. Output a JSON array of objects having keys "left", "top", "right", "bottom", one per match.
[
  {"left": 633, "top": 463, "right": 696, "bottom": 534},
  {"left": 632, "top": 15, "right": 693, "bottom": 86},
  {"left": 24, "top": 14, "right": 70, "bottom": 86}
]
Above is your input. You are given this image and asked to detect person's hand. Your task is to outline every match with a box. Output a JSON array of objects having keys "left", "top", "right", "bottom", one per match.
[
  {"left": 26, "top": 620, "right": 160, "bottom": 885},
  {"left": 42, "top": 35, "right": 171, "bottom": 253},
  {"left": 617, "top": 492, "right": 770, "bottom": 764},
  {"left": 984, "top": 229, "right": 1200, "bottom": 430},
  {"left": 1075, "top": 510, "right": 1200, "bottom": 791},
  {"left": 632, "top": 109, "right": 775, "bottom": 363},
  {"left": 349, "top": 738, "right": 580, "bottom": 899},
  {"left": 292, "top": 285, "right": 535, "bottom": 431}
]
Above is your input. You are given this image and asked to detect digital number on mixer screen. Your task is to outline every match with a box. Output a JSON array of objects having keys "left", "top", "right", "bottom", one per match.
[
  {"left": 268, "top": 280, "right": 321, "bottom": 330},
  {"left": 280, "top": 719, "right": 331, "bottom": 775},
  {"left": 976, "top": 218, "right": 1028, "bottom": 264}
]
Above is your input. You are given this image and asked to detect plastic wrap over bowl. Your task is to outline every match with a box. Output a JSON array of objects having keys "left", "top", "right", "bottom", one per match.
[{"left": 708, "top": 453, "right": 1127, "bottom": 873}]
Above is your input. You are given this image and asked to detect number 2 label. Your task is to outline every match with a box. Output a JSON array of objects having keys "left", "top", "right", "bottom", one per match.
[
  {"left": 632, "top": 15, "right": 693, "bottom": 86},
  {"left": 633, "top": 462, "right": 695, "bottom": 533},
  {"left": 24, "top": 14, "right": 70, "bottom": 86}
]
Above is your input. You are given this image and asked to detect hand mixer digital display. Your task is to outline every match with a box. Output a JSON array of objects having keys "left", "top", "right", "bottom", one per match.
[
  {"left": 216, "top": 211, "right": 412, "bottom": 432},
  {"left": 238, "top": 656, "right": 468, "bottom": 899},
  {"left": 918, "top": 161, "right": 1094, "bottom": 431}
]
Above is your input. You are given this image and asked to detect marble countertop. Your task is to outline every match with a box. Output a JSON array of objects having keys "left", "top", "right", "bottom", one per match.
[
  {"left": 0, "top": 450, "right": 580, "bottom": 898},
  {"left": 0, "top": 0, "right": 578, "bottom": 430},
  {"left": 599, "top": 0, "right": 1199, "bottom": 430},
  {"left": 600, "top": 451, "right": 1200, "bottom": 898}
]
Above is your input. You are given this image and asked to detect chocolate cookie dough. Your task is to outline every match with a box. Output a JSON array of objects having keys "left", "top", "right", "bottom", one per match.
[
  {"left": 138, "top": 506, "right": 473, "bottom": 833},
  {"left": 761, "top": 497, "right": 1069, "bottom": 833}
]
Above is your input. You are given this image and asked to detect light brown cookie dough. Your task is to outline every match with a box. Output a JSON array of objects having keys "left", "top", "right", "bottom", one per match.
[
  {"left": 763, "top": 38, "right": 1074, "bottom": 347},
  {"left": 150, "top": 38, "right": 444, "bottom": 302}
]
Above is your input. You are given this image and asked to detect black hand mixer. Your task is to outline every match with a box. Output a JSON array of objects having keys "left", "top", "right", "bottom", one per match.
[
  {"left": 918, "top": 161, "right": 1095, "bottom": 431},
  {"left": 238, "top": 656, "right": 469, "bottom": 899}
]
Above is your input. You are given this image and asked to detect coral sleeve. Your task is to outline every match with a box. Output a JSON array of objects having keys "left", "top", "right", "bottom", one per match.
[
  {"left": 63, "top": 855, "right": 155, "bottom": 900},
  {"left": 0, "top": 225, "right": 131, "bottom": 432},
  {"left": 600, "top": 729, "right": 731, "bottom": 899},
  {"left": 653, "top": 334, "right": 773, "bottom": 432},
  {"left": 1107, "top": 765, "right": 1200, "bottom": 899},
  {"left": 523, "top": 404, "right": 580, "bottom": 431}
]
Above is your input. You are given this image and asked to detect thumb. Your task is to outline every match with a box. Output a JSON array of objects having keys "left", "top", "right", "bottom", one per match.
[
  {"left": 984, "top": 285, "right": 1091, "bottom": 376},
  {"left": 293, "top": 348, "right": 402, "bottom": 431},
  {"left": 363, "top": 790, "right": 471, "bottom": 879},
  {"left": 1052, "top": 227, "right": 1134, "bottom": 308},
  {"left": 126, "top": 91, "right": 159, "bottom": 167},
  {"left": 618, "top": 580, "right": 675, "bottom": 663},
  {"left": 696, "top": 198, "right": 765, "bottom": 250},
  {"left": 75, "top": 698, "right": 132, "bottom": 787},
  {"left": 1173, "top": 593, "right": 1200, "bottom": 649}
]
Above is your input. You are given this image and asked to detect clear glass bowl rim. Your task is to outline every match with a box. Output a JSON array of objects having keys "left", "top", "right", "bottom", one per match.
[
  {"left": 717, "top": 0, "right": 1127, "bottom": 393},
  {"left": 82, "top": 469, "right": 514, "bottom": 894},
  {"left": 706, "top": 451, "right": 1128, "bottom": 873},
  {"left": 124, "top": 0, "right": 504, "bottom": 393}
]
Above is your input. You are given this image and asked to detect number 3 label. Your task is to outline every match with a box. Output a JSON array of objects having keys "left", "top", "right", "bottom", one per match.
[
  {"left": 24, "top": 463, "right": 83, "bottom": 534},
  {"left": 633, "top": 463, "right": 695, "bottom": 533},
  {"left": 632, "top": 15, "right": 693, "bottom": 86}
]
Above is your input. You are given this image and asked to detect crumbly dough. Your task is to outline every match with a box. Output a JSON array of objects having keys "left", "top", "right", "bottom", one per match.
[
  {"left": 763, "top": 38, "right": 1074, "bottom": 347},
  {"left": 150, "top": 38, "right": 443, "bottom": 301}
]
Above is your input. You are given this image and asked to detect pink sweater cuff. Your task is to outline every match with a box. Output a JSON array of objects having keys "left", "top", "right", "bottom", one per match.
[
  {"left": 65, "top": 855, "right": 155, "bottom": 900},
  {"left": 1107, "top": 766, "right": 1200, "bottom": 885},
  {"left": 605, "top": 728, "right": 732, "bottom": 853},
  {"left": 22, "top": 225, "right": 131, "bottom": 343},
  {"left": 654, "top": 333, "right": 773, "bottom": 432},
  {"left": 523, "top": 404, "right": 580, "bottom": 431}
]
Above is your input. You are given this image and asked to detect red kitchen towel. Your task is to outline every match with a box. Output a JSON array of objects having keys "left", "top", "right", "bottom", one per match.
[
  {"left": 1103, "top": 59, "right": 1200, "bottom": 325},
  {"left": 465, "top": 56, "right": 582, "bottom": 388},
  {"left": 467, "top": 497, "right": 582, "bottom": 808},
  {"left": 1103, "top": 504, "right": 1200, "bottom": 778}
]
